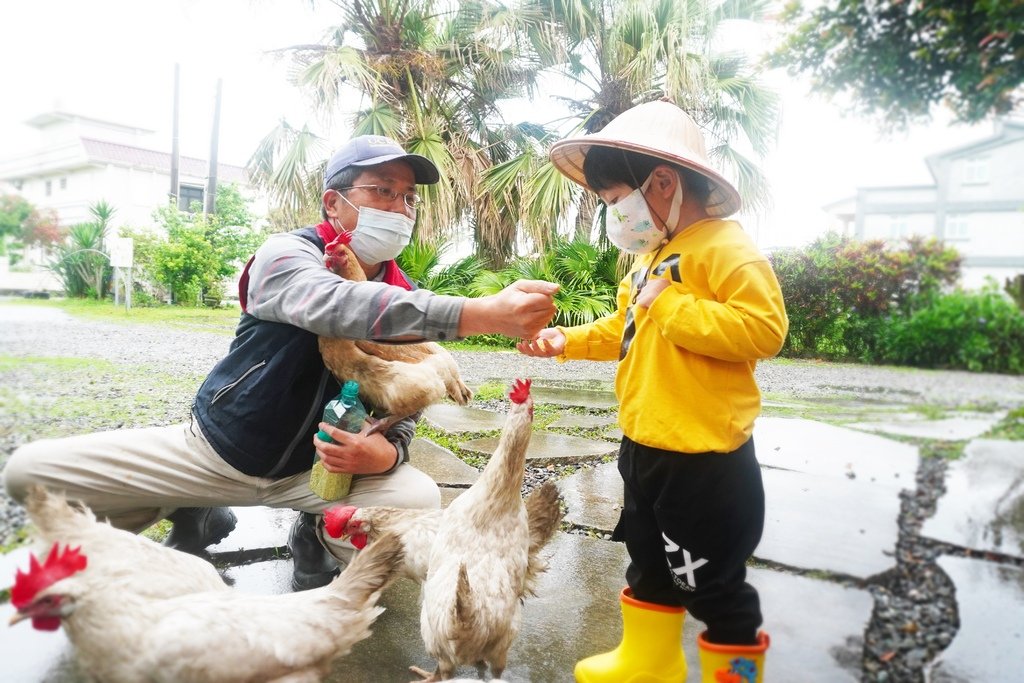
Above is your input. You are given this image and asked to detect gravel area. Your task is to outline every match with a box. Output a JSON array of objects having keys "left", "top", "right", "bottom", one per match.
[{"left": 2, "top": 303, "right": 1023, "bottom": 682}]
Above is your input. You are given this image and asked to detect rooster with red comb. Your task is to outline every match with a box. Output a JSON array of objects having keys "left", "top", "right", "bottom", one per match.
[
  {"left": 317, "top": 233, "right": 473, "bottom": 436},
  {"left": 9, "top": 486, "right": 405, "bottom": 683},
  {"left": 323, "top": 378, "right": 563, "bottom": 681}
]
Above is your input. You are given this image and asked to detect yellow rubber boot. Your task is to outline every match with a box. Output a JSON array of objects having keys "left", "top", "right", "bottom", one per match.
[
  {"left": 697, "top": 631, "right": 769, "bottom": 683},
  {"left": 574, "top": 587, "right": 687, "bottom": 683}
]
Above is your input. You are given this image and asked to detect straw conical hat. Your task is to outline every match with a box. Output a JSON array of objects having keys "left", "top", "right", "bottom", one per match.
[{"left": 549, "top": 101, "right": 741, "bottom": 217}]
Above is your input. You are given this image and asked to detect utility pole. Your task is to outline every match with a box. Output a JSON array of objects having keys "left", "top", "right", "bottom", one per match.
[
  {"left": 204, "top": 78, "right": 222, "bottom": 216},
  {"left": 169, "top": 63, "right": 180, "bottom": 207}
]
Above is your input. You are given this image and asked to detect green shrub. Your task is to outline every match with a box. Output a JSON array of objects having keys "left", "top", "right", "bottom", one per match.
[
  {"left": 770, "top": 232, "right": 961, "bottom": 360},
  {"left": 878, "top": 287, "right": 1024, "bottom": 374},
  {"left": 1006, "top": 273, "right": 1024, "bottom": 311}
]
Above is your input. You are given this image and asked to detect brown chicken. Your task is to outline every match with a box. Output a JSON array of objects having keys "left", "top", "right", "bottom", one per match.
[
  {"left": 324, "top": 379, "right": 563, "bottom": 681},
  {"left": 317, "top": 234, "right": 473, "bottom": 434},
  {"left": 10, "top": 486, "right": 404, "bottom": 683}
]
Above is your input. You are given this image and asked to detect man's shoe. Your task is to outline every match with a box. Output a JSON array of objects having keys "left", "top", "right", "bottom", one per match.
[
  {"left": 164, "top": 507, "right": 237, "bottom": 555},
  {"left": 289, "top": 511, "right": 341, "bottom": 591}
]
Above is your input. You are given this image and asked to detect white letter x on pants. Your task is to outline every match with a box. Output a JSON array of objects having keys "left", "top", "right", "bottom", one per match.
[{"left": 663, "top": 532, "right": 708, "bottom": 589}]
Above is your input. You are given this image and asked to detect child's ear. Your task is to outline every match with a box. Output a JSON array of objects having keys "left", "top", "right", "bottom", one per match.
[{"left": 652, "top": 165, "right": 679, "bottom": 197}]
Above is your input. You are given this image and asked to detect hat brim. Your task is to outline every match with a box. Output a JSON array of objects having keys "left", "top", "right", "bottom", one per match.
[
  {"left": 337, "top": 152, "right": 441, "bottom": 185},
  {"left": 549, "top": 138, "right": 741, "bottom": 217}
]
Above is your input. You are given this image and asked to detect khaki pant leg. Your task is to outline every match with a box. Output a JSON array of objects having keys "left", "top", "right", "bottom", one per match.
[
  {"left": 2, "top": 421, "right": 263, "bottom": 532},
  {"left": 262, "top": 462, "right": 441, "bottom": 564}
]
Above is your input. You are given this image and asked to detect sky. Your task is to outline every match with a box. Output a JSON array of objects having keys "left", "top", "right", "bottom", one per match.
[{"left": 0, "top": 0, "right": 995, "bottom": 249}]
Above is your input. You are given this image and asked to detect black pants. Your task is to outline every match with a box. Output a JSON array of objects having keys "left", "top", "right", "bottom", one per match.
[{"left": 613, "top": 435, "right": 765, "bottom": 645}]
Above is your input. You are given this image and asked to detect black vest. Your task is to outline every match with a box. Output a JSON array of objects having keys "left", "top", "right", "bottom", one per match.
[{"left": 192, "top": 226, "right": 340, "bottom": 478}]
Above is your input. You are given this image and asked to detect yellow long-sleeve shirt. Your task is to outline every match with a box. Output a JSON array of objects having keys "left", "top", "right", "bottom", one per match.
[{"left": 559, "top": 218, "right": 788, "bottom": 453}]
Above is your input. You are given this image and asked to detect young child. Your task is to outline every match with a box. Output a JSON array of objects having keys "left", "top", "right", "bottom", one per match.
[{"left": 518, "top": 101, "right": 788, "bottom": 683}]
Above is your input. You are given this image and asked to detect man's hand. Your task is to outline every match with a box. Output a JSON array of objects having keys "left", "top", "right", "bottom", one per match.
[
  {"left": 458, "top": 279, "right": 559, "bottom": 339},
  {"left": 313, "top": 422, "right": 399, "bottom": 475},
  {"left": 516, "top": 327, "right": 566, "bottom": 358}
]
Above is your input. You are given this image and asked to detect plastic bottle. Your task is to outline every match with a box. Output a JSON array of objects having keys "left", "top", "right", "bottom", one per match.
[{"left": 309, "top": 380, "right": 368, "bottom": 500}]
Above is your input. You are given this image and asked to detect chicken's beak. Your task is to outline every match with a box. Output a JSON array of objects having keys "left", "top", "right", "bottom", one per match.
[{"left": 9, "top": 610, "right": 30, "bottom": 626}]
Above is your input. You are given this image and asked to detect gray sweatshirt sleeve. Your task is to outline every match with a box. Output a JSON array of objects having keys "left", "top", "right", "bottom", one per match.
[
  {"left": 382, "top": 413, "right": 417, "bottom": 473},
  {"left": 246, "top": 232, "right": 464, "bottom": 341}
]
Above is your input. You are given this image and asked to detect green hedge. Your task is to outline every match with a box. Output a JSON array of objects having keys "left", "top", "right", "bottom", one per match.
[
  {"left": 878, "top": 287, "right": 1024, "bottom": 374},
  {"left": 769, "top": 232, "right": 1024, "bottom": 374}
]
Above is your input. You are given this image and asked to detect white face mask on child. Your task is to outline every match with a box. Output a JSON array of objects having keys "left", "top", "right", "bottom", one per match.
[
  {"left": 604, "top": 172, "right": 684, "bottom": 254},
  {"left": 332, "top": 192, "right": 414, "bottom": 264},
  {"left": 605, "top": 175, "right": 665, "bottom": 254}
]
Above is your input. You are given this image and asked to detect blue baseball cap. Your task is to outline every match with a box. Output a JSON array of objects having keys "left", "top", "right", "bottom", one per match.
[{"left": 323, "top": 135, "right": 440, "bottom": 189}]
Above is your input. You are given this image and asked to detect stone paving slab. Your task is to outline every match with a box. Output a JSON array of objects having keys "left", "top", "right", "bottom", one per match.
[
  {"left": 603, "top": 426, "right": 624, "bottom": 441},
  {"left": 408, "top": 437, "right": 480, "bottom": 487},
  {"left": 557, "top": 459, "right": 902, "bottom": 579},
  {"left": 921, "top": 439, "right": 1024, "bottom": 558},
  {"left": 326, "top": 533, "right": 872, "bottom": 682},
  {"left": 557, "top": 462, "right": 622, "bottom": 533},
  {"left": 0, "top": 530, "right": 877, "bottom": 683},
  {"left": 760, "top": 467, "right": 900, "bottom": 578},
  {"left": 422, "top": 403, "right": 506, "bottom": 432},
  {"left": 846, "top": 414, "right": 1005, "bottom": 441},
  {"left": 754, "top": 417, "right": 919, "bottom": 492},
  {"left": 460, "top": 431, "right": 618, "bottom": 466},
  {"left": 530, "top": 386, "right": 619, "bottom": 409},
  {"left": 924, "top": 555, "right": 1024, "bottom": 682},
  {"left": 547, "top": 413, "right": 618, "bottom": 430},
  {"left": 208, "top": 505, "right": 295, "bottom": 554},
  {"left": 439, "top": 486, "right": 469, "bottom": 508}
]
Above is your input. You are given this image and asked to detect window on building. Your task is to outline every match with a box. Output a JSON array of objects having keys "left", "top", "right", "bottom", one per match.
[
  {"left": 179, "top": 185, "right": 204, "bottom": 212},
  {"left": 12, "top": 179, "right": 22, "bottom": 191},
  {"left": 889, "top": 216, "right": 909, "bottom": 239},
  {"left": 962, "top": 156, "right": 990, "bottom": 185},
  {"left": 45, "top": 179, "right": 52, "bottom": 196},
  {"left": 946, "top": 214, "right": 970, "bottom": 240},
  {"left": 59, "top": 177, "right": 67, "bottom": 190}
]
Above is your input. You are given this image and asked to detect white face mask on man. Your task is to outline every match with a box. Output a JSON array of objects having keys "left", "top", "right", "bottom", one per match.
[{"left": 331, "top": 191, "right": 414, "bottom": 264}]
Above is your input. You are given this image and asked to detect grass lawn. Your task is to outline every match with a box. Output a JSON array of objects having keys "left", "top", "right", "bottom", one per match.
[
  {"left": 2, "top": 296, "right": 242, "bottom": 335},
  {"left": 0, "top": 296, "right": 507, "bottom": 350}
]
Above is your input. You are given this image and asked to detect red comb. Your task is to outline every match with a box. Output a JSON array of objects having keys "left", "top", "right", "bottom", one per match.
[
  {"left": 325, "top": 231, "right": 353, "bottom": 253},
  {"left": 323, "top": 505, "right": 357, "bottom": 539},
  {"left": 11, "top": 543, "right": 87, "bottom": 608},
  {"left": 509, "top": 378, "right": 532, "bottom": 404}
]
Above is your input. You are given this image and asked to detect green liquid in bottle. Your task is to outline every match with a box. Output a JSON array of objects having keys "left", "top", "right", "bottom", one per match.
[{"left": 309, "top": 380, "right": 368, "bottom": 500}]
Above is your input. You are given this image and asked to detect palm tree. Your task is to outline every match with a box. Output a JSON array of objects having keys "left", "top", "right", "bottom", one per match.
[
  {"left": 250, "top": 0, "right": 548, "bottom": 266},
  {"left": 49, "top": 201, "right": 115, "bottom": 299},
  {"left": 481, "top": 0, "right": 781, "bottom": 250}
]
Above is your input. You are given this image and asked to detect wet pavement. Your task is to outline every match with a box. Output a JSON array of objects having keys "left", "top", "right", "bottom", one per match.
[{"left": 3, "top": 373, "right": 1024, "bottom": 681}]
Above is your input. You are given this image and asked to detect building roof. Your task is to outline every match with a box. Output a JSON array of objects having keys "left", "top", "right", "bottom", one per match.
[
  {"left": 81, "top": 138, "right": 249, "bottom": 184},
  {"left": 25, "top": 111, "right": 155, "bottom": 135},
  {"left": 925, "top": 118, "right": 1024, "bottom": 179}
]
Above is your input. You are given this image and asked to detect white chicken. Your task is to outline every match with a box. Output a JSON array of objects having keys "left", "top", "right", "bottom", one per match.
[
  {"left": 323, "top": 379, "right": 562, "bottom": 681},
  {"left": 317, "top": 234, "right": 473, "bottom": 434},
  {"left": 10, "top": 486, "right": 404, "bottom": 683}
]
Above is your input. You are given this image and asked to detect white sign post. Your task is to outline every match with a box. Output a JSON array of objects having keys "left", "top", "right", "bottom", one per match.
[{"left": 108, "top": 237, "right": 134, "bottom": 312}]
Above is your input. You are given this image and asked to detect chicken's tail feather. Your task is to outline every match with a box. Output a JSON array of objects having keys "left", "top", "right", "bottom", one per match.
[
  {"left": 331, "top": 531, "right": 404, "bottom": 607},
  {"left": 524, "top": 481, "right": 563, "bottom": 594},
  {"left": 24, "top": 485, "right": 97, "bottom": 540},
  {"left": 453, "top": 562, "right": 475, "bottom": 636}
]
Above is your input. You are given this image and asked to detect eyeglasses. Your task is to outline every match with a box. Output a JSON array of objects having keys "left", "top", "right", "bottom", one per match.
[{"left": 340, "top": 185, "right": 422, "bottom": 210}]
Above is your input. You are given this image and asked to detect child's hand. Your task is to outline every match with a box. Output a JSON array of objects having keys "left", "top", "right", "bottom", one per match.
[
  {"left": 635, "top": 277, "right": 670, "bottom": 308},
  {"left": 516, "top": 328, "right": 566, "bottom": 357}
]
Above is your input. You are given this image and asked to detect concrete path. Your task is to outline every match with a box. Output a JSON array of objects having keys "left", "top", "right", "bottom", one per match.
[{"left": 2, "top": 369, "right": 1023, "bottom": 681}]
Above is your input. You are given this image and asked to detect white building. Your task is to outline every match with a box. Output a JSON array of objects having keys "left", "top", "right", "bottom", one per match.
[
  {"left": 824, "top": 119, "right": 1024, "bottom": 290},
  {"left": 0, "top": 111, "right": 252, "bottom": 229}
]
